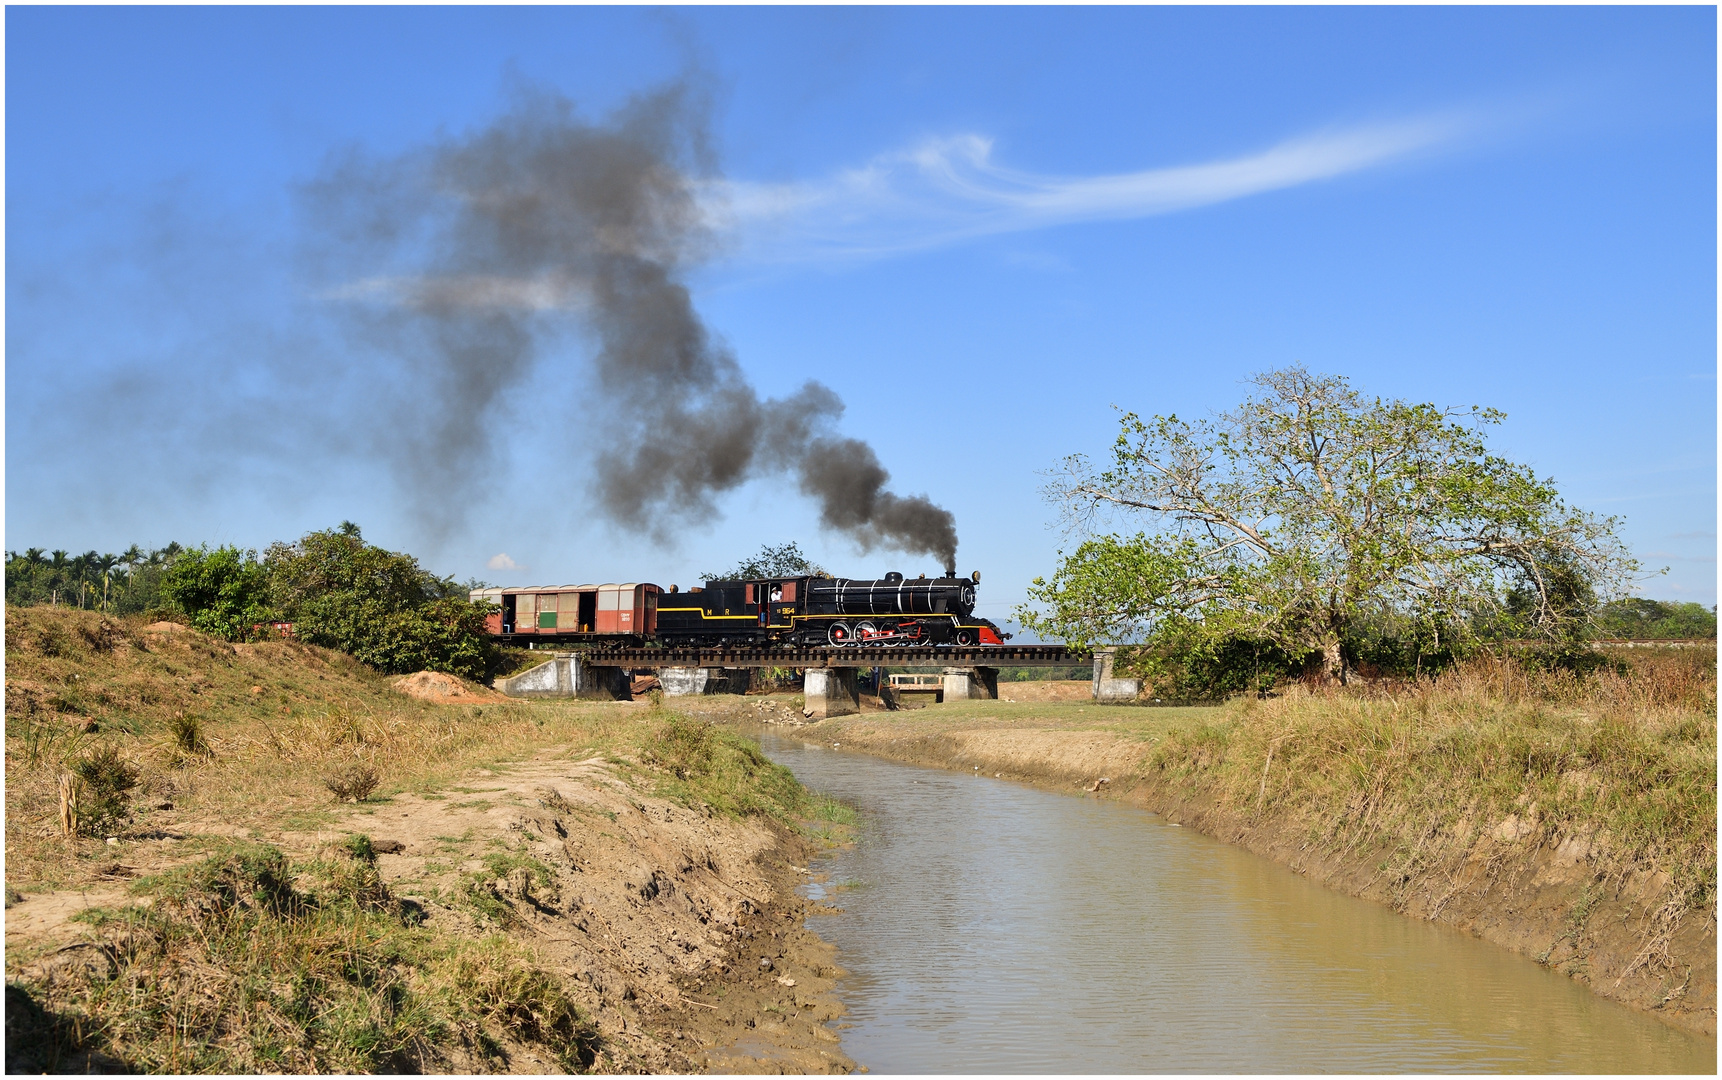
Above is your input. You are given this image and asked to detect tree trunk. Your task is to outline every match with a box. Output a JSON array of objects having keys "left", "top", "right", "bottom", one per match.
[{"left": 1322, "top": 638, "right": 1346, "bottom": 685}]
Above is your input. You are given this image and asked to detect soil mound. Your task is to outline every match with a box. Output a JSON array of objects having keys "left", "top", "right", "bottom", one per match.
[
  {"left": 143, "top": 621, "right": 189, "bottom": 634},
  {"left": 390, "top": 670, "right": 505, "bottom": 704},
  {"left": 998, "top": 680, "right": 1092, "bottom": 703}
]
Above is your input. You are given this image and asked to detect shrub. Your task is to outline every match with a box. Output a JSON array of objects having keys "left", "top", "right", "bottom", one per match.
[
  {"left": 63, "top": 746, "right": 139, "bottom": 837},
  {"left": 265, "top": 526, "right": 497, "bottom": 681},
  {"left": 322, "top": 763, "right": 381, "bottom": 803},
  {"left": 163, "top": 714, "right": 213, "bottom": 765},
  {"left": 161, "top": 546, "right": 273, "bottom": 641}
]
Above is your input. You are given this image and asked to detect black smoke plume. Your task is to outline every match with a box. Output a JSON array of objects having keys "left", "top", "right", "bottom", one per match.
[{"left": 302, "top": 83, "right": 958, "bottom": 569}]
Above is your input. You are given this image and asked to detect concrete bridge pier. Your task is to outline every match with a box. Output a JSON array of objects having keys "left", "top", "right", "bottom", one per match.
[
  {"left": 497, "top": 654, "right": 631, "bottom": 700},
  {"left": 658, "top": 667, "right": 711, "bottom": 695},
  {"left": 803, "top": 668, "right": 859, "bottom": 719},
  {"left": 1091, "top": 648, "right": 1142, "bottom": 702},
  {"left": 942, "top": 666, "right": 1000, "bottom": 701}
]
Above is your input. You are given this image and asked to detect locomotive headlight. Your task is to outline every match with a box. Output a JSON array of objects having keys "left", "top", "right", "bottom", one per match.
[{"left": 971, "top": 570, "right": 981, "bottom": 583}]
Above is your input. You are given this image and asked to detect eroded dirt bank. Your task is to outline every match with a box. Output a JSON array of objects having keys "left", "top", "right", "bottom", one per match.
[
  {"left": 4, "top": 608, "right": 852, "bottom": 1073},
  {"left": 6, "top": 746, "right": 852, "bottom": 1073},
  {"left": 802, "top": 710, "right": 1716, "bottom": 1039}
]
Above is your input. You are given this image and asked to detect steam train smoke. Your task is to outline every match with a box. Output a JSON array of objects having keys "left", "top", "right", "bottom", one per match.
[{"left": 305, "top": 83, "right": 958, "bottom": 568}]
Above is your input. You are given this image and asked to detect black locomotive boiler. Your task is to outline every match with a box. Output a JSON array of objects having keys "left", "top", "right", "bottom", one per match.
[{"left": 655, "top": 570, "right": 1006, "bottom": 648}]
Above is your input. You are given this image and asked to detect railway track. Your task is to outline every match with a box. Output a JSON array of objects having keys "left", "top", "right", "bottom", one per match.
[{"left": 572, "top": 644, "right": 1086, "bottom": 668}]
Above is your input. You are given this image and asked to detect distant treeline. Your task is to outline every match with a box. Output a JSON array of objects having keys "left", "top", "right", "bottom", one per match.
[
  {"left": 5, "top": 525, "right": 496, "bottom": 681},
  {"left": 5, "top": 544, "right": 184, "bottom": 615},
  {"left": 5, "top": 537, "right": 1711, "bottom": 695},
  {"left": 1590, "top": 598, "right": 1717, "bottom": 641}
]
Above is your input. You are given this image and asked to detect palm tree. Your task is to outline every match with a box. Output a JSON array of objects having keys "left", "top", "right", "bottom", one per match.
[
  {"left": 49, "top": 550, "right": 68, "bottom": 606},
  {"left": 72, "top": 551, "right": 100, "bottom": 608},
  {"left": 95, "top": 553, "right": 121, "bottom": 612},
  {"left": 24, "top": 548, "right": 45, "bottom": 566}
]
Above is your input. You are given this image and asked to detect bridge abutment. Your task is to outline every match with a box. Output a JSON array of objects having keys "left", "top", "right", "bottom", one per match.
[
  {"left": 1091, "top": 648, "right": 1142, "bottom": 702},
  {"left": 498, "top": 654, "right": 631, "bottom": 700}
]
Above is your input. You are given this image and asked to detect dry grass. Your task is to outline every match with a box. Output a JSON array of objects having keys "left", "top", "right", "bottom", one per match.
[
  {"left": 6, "top": 839, "right": 597, "bottom": 1073},
  {"left": 5, "top": 607, "right": 661, "bottom": 892},
  {"left": 1145, "top": 648, "right": 1718, "bottom": 908},
  {"left": 4, "top": 606, "right": 840, "bottom": 1073}
]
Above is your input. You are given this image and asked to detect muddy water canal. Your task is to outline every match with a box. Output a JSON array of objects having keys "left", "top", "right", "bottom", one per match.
[{"left": 756, "top": 731, "right": 1714, "bottom": 1073}]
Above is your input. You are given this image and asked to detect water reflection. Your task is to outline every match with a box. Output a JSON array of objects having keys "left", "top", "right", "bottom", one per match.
[{"left": 758, "top": 731, "right": 1715, "bottom": 1074}]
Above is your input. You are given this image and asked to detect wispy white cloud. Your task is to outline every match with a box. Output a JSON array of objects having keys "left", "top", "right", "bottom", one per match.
[
  {"left": 487, "top": 552, "right": 524, "bottom": 571},
  {"left": 324, "top": 112, "right": 1472, "bottom": 309},
  {"left": 704, "top": 113, "right": 1470, "bottom": 263}
]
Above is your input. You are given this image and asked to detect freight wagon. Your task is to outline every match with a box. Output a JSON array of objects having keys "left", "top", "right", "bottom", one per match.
[{"left": 469, "top": 583, "right": 659, "bottom": 645}]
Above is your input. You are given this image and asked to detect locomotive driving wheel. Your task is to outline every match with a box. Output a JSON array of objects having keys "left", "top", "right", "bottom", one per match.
[
  {"left": 827, "top": 622, "right": 853, "bottom": 647},
  {"left": 854, "top": 620, "right": 878, "bottom": 643}
]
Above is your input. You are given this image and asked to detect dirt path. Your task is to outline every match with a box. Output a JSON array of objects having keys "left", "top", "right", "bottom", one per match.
[{"left": 802, "top": 713, "right": 1716, "bottom": 1039}]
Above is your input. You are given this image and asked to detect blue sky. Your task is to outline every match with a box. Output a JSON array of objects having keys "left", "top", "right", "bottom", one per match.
[{"left": 7, "top": 6, "right": 1716, "bottom": 624}]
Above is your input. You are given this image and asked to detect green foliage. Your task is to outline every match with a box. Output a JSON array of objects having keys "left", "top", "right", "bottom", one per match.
[
  {"left": 162, "top": 546, "right": 274, "bottom": 641},
  {"left": 5, "top": 543, "right": 183, "bottom": 615},
  {"left": 11, "top": 525, "right": 499, "bottom": 679},
  {"left": 264, "top": 525, "right": 497, "bottom": 680},
  {"left": 1593, "top": 599, "right": 1717, "bottom": 640},
  {"left": 1020, "top": 368, "right": 1639, "bottom": 681},
  {"left": 997, "top": 665, "right": 1093, "bottom": 682},
  {"left": 700, "top": 540, "right": 829, "bottom": 582},
  {"left": 146, "top": 842, "right": 301, "bottom": 917},
  {"left": 1122, "top": 636, "right": 1316, "bottom": 702}
]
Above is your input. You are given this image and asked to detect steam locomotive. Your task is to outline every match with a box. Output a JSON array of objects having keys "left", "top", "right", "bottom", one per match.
[{"left": 470, "top": 570, "right": 1007, "bottom": 648}]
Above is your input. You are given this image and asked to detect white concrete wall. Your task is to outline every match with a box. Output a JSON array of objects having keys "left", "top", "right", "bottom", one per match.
[
  {"left": 499, "top": 657, "right": 567, "bottom": 697},
  {"left": 1091, "top": 648, "right": 1140, "bottom": 702},
  {"left": 658, "top": 667, "right": 710, "bottom": 696},
  {"left": 804, "top": 668, "right": 859, "bottom": 718},
  {"left": 498, "top": 654, "right": 629, "bottom": 699},
  {"left": 1095, "top": 678, "right": 1143, "bottom": 702}
]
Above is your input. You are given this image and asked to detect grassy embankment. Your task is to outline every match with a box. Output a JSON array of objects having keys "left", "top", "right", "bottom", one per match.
[
  {"left": 5, "top": 606, "right": 849, "bottom": 1073},
  {"left": 814, "top": 647, "right": 1716, "bottom": 1034}
]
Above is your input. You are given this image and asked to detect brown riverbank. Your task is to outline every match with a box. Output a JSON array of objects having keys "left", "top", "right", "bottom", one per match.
[
  {"left": 5, "top": 607, "right": 851, "bottom": 1073},
  {"left": 796, "top": 673, "right": 1716, "bottom": 1039}
]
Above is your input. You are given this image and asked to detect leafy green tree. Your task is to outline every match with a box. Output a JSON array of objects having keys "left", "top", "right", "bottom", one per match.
[
  {"left": 701, "top": 541, "right": 829, "bottom": 582},
  {"left": 1017, "top": 368, "right": 1640, "bottom": 681},
  {"left": 1594, "top": 599, "right": 1717, "bottom": 640},
  {"left": 264, "top": 524, "right": 496, "bottom": 680},
  {"left": 162, "top": 546, "right": 274, "bottom": 639}
]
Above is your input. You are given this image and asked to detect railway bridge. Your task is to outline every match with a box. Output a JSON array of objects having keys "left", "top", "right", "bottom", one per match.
[{"left": 496, "top": 644, "right": 1109, "bottom": 717}]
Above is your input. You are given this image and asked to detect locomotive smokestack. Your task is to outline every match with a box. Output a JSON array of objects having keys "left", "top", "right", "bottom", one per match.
[{"left": 307, "top": 80, "right": 959, "bottom": 565}]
